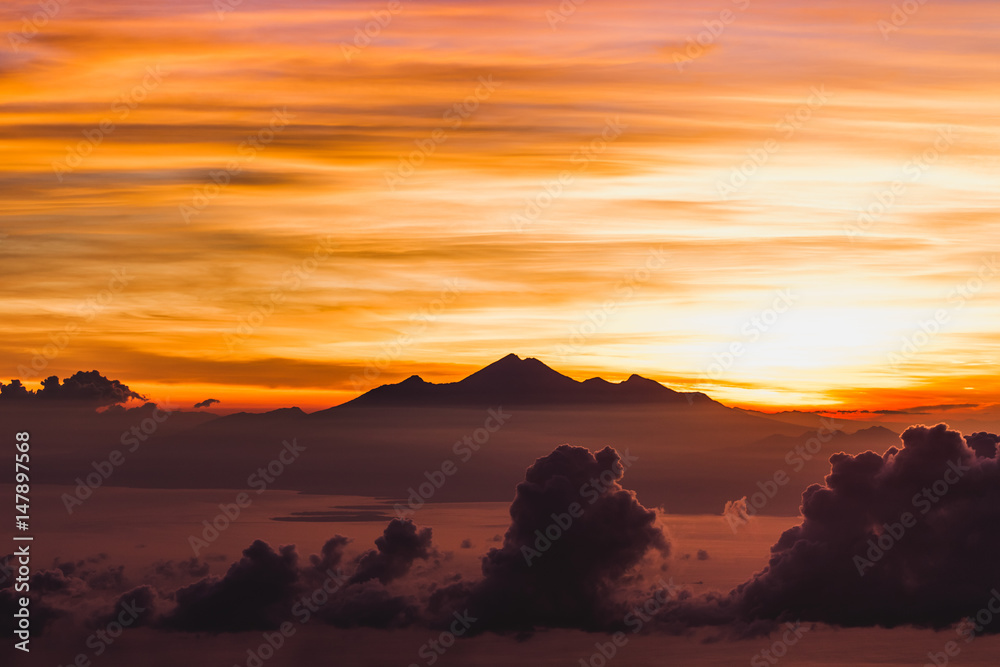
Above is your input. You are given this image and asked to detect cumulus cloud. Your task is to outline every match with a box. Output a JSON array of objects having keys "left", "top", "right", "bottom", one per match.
[
  {"left": 158, "top": 525, "right": 428, "bottom": 633},
  {"left": 165, "top": 540, "right": 300, "bottom": 632},
  {"left": 93, "top": 585, "right": 158, "bottom": 629},
  {"left": 30, "top": 568, "right": 90, "bottom": 596},
  {"left": 429, "top": 444, "right": 669, "bottom": 633},
  {"left": 0, "top": 371, "right": 145, "bottom": 407},
  {"left": 350, "top": 519, "right": 436, "bottom": 585},
  {"left": 193, "top": 398, "right": 220, "bottom": 409},
  {"left": 966, "top": 431, "right": 999, "bottom": 459},
  {"left": 52, "top": 554, "right": 129, "bottom": 591},
  {"left": 0, "top": 379, "right": 31, "bottom": 401},
  {"left": 309, "top": 535, "right": 350, "bottom": 574},
  {"left": 662, "top": 423, "right": 1000, "bottom": 634}
]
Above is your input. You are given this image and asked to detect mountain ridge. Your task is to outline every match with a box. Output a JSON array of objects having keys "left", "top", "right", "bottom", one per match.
[{"left": 329, "top": 353, "right": 719, "bottom": 411}]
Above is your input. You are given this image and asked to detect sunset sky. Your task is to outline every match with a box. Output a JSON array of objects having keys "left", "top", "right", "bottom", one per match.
[{"left": 3, "top": 0, "right": 999, "bottom": 412}]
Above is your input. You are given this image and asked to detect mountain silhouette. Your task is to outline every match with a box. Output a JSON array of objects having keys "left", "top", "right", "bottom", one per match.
[{"left": 335, "top": 353, "right": 717, "bottom": 409}]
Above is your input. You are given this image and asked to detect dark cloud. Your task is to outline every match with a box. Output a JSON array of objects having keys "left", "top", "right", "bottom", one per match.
[
  {"left": 165, "top": 540, "right": 300, "bottom": 632},
  {"left": 159, "top": 528, "right": 425, "bottom": 633},
  {"left": 676, "top": 423, "right": 1000, "bottom": 633},
  {"left": 0, "top": 371, "right": 144, "bottom": 407},
  {"left": 93, "top": 585, "right": 158, "bottom": 629},
  {"left": 193, "top": 398, "right": 220, "bottom": 409},
  {"left": 30, "top": 568, "right": 89, "bottom": 596},
  {"left": 311, "top": 580, "right": 419, "bottom": 629},
  {"left": 349, "top": 519, "right": 436, "bottom": 585},
  {"left": 429, "top": 444, "right": 669, "bottom": 633},
  {"left": 299, "top": 534, "right": 351, "bottom": 593},
  {"left": 966, "top": 432, "right": 999, "bottom": 459},
  {"left": 308, "top": 535, "right": 350, "bottom": 573},
  {"left": 0, "top": 379, "right": 31, "bottom": 401},
  {"left": 53, "top": 553, "right": 109, "bottom": 576},
  {"left": 51, "top": 554, "right": 128, "bottom": 590}
]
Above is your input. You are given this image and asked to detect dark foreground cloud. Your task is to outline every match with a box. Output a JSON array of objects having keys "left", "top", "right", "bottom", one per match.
[
  {"left": 308, "top": 535, "right": 350, "bottom": 574},
  {"left": 661, "top": 423, "right": 1000, "bottom": 634},
  {"left": 162, "top": 522, "right": 430, "bottom": 633},
  {"left": 165, "top": 540, "right": 301, "bottom": 632},
  {"left": 93, "top": 585, "right": 158, "bottom": 629},
  {"left": 33, "top": 433, "right": 1000, "bottom": 640},
  {"left": 350, "top": 519, "right": 436, "bottom": 584},
  {"left": 193, "top": 398, "right": 220, "bottom": 409},
  {"left": 53, "top": 553, "right": 128, "bottom": 591},
  {"left": 30, "top": 568, "right": 90, "bottom": 596},
  {"left": 428, "top": 444, "right": 670, "bottom": 633},
  {"left": 966, "top": 431, "right": 999, "bottom": 459},
  {"left": 312, "top": 580, "right": 420, "bottom": 629}
]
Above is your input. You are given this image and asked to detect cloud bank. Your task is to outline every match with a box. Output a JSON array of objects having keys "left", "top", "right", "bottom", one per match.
[{"left": 25, "top": 427, "right": 1000, "bottom": 642}]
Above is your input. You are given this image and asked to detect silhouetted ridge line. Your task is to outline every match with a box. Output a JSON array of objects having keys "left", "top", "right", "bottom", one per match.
[{"left": 337, "top": 354, "right": 717, "bottom": 409}]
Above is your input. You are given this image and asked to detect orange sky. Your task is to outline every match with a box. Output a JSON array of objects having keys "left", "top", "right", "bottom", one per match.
[{"left": 2, "top": 0, "right": 999, "bottom": 412}]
